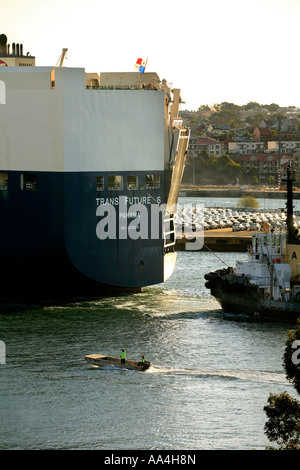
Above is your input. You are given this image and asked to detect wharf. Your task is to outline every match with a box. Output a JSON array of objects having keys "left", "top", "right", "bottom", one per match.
[
  {"left": 179, "top": 188, "right": 300, "bottom": 199},
  {"left": 175, "top": 228, "right": 251, "bottom": 252}
]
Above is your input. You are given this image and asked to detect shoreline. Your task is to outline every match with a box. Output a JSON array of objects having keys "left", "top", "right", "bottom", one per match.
[
  {"left": 179, "top": 188, "right": 300, "bottom": 199},
  {"left": 176, "top": 228, "right": 252, "bottom": 252}
]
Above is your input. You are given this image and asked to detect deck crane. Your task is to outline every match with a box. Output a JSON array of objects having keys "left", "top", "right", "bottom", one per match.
[{"left": 55, "top": 48, "right": 68, "bottom": 67}]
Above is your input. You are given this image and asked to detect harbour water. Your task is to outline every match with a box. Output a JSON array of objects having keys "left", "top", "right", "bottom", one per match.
[{"left": 0, "top": 197, "right": 298, "bottom": 450}]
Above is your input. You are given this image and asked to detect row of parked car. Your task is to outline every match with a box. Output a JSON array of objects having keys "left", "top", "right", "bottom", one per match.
[{"left": 174, "top": 206, "right": 299, "bottom": 233}]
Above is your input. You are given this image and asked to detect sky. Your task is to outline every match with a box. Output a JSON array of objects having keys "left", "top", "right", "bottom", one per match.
[{"left": 2, "top": 0, "right": 300, "bottom": 111}]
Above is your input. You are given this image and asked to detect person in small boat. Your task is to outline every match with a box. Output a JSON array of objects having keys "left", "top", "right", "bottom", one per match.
[
  {"left": 141, "top": 354, "right": 145, "bottom": 363},
  {"left": 120, "top": 349, "right": 126, "bottom": 364}
]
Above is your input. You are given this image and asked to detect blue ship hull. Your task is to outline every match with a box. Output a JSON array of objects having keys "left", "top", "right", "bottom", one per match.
[{"left": 0, "top": 170, "right": 169, "bottom": 297}]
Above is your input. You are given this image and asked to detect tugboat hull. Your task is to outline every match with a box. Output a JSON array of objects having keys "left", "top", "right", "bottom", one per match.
[{"left": 205, "top": 269, "right": 300, "bottom": 322}]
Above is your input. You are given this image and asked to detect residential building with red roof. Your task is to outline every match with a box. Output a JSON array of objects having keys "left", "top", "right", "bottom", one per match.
[
  {"left": 197, "top": 137, "right": 222, "bottom": 156},
  {"left": 253, "top": 127, "right": 274, "bottom": 141},
  {"left": 235, "top": 154, "right": 293, "bottom": 184}
]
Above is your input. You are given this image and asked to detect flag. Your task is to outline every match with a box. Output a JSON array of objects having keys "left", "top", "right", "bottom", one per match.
[{"left": 135, "top": 58, "right": 147, "bottom": 74}]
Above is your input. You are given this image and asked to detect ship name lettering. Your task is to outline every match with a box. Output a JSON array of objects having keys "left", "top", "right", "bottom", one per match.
[{"left": 96, "top": 196, "right": 161, "bottom": 206}]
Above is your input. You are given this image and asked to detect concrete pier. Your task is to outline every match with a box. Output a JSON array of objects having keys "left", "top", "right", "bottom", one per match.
[
  {"left": 175, "top": 228, "right": 251, "bottom": 252},
  {"left": 179, "top": 188, "right": 300, "bottom": 200}
]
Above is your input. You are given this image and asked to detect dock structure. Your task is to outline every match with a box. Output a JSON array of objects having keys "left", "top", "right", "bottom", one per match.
[
  {"left": 179, "top": 188, "right": 300, "bottom": 200},
  {"left": 176, "top": 228, "right": 251, "bottom": 252}
]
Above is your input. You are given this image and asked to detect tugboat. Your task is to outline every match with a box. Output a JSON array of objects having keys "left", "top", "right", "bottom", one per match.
[{"left": 204, "top": 163, "right": 300, "bottom": 321}]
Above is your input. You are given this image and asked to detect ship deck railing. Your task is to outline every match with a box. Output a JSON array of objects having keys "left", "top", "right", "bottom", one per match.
[
  {"left": 164, "top": 213, "right": 176, "bottom": 251},
  {"left": 86, "top": 85, "right": 162, "bottom": 91}
]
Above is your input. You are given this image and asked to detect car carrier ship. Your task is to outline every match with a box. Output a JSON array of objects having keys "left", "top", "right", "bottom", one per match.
[
  {"left": 204, "top": 164, "right": 300, "bottom": 321},
  {"left": 0, "top": 34, "right": 190, "bottom": 297}
]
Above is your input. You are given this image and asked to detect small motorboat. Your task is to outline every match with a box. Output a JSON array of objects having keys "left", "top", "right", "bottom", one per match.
[{"left": 85, "top": 354, "right": 151, "bottom": 371}]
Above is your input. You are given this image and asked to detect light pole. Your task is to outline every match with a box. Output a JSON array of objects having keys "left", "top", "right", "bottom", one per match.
[{"left": 278, "top": 118, "right": 281, "bottom": 190}]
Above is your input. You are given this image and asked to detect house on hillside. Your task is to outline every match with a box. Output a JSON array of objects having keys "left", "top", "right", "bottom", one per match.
[
  {"left": 207, "top": 124, "right": 230, "bottom": 135},
  {"left": 259, "top": 118, "right": 274, "bottom": 128},
  {"left": 197, "top": 137, "right": 222, "bottom": 157},
  {"left": 267, "top": 141, "right": 300, "bottom": 154},
  {"left": 253, "top": 127, "right": 273, "bottom": 142},
  {"left": 228, "top": 141, "right": 265, "bottom": 156},
  {"left": 236, "top": 154, "right": 294, "bottom": 185}
]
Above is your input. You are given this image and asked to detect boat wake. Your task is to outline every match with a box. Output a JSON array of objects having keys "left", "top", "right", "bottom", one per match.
[{"left": 147, "top": 365, "right": 288, "bottom": 384}]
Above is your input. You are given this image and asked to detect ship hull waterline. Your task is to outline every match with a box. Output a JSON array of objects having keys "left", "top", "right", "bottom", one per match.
[
  {"left": 0, "top": 170, "right": 178, "bottom": 298},
  {"left": 210, "top": 285, "right": 300, "bottom": 322}
]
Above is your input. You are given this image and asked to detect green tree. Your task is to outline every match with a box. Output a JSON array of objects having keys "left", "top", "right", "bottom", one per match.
[
  {"left": 243, "top": 101, "right": 261, "bottom": 110},
  {"left": 268, "top": 175, "right": 275, "bottom": 185},
  {"left": 264, "top": 319, "right": 300, "bottom": 450},
  {"left": 264, "top": 392, "right": 300, "bottom": 450},
  {"left": 209, "top": 102, "right": 242, "bottom": 127},
  {"left": 237, "top": 196, "right": 260, "bottom": 208},
  {"left": 245, "top": 112, "right": 268, "bottom": 128},
  {"left": 243, "top": 167, "right": 259, "bottom": 186},
  {"left": 264, "top": 103, "right": 279, "bottom": 112},
  {"left": 215, "top": 155, "right": 242, "bottom": 185},
  {"left": 283, "top": 320, "right": 300, "bottom": 395}
]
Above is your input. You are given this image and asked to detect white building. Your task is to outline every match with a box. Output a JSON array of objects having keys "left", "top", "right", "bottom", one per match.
[
  {"left": 267, "top": 141, "right": 300, "bottom": 153},
  {"left": 228, "top": 141, "right": 265, "bottom": 155},
  {"left": 197, "top": 137, "right": 222, "bottom": 156}
]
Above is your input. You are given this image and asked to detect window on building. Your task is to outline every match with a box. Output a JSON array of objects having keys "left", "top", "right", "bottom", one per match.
[
  {"left": 96, "top": 176, "right": 104, "bottom": 191},
  {"left": 0, "top": 173, "right": 8, "bottom": 190},
  {"left": 145, "top": 175, "right": 160, "bottom": 189},
  {"left": 127, "top": 175, "right": 138, "bottom": 190},
  {"left": 108, "top": 175, "right": 123, "bottom": 190},
  {"left": 20, "top": 174, "right": 37, "bottom": 191}
]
